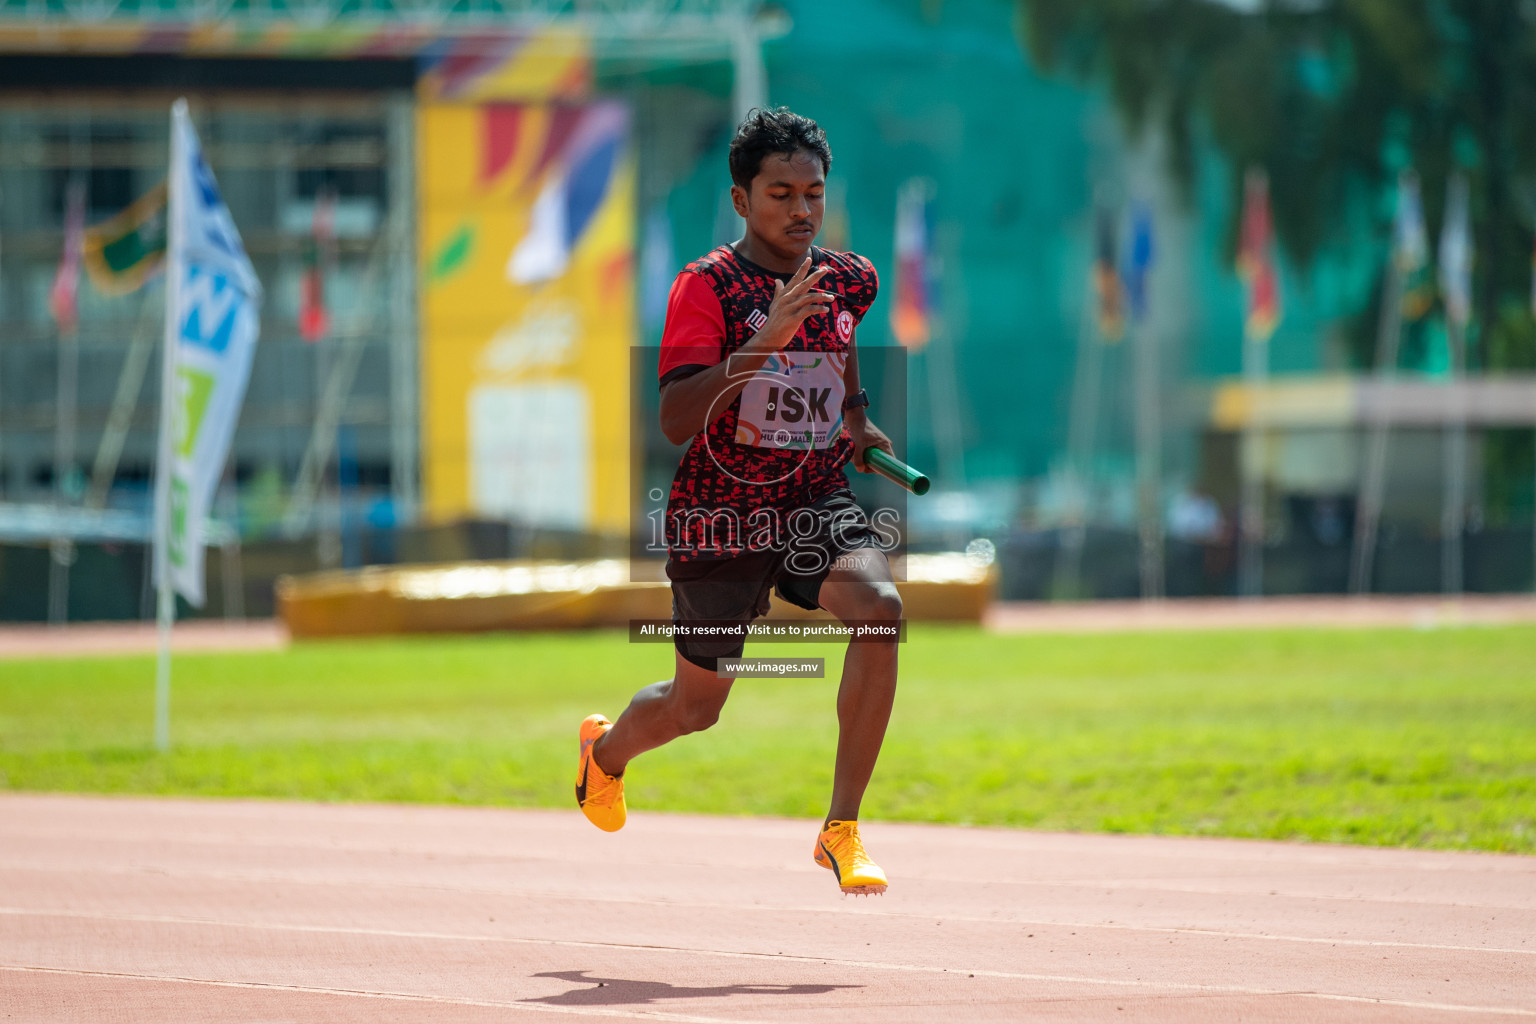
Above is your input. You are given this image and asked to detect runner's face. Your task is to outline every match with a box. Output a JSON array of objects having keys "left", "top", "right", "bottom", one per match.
[{"left": 735, "top": 150, "right": 825, "bottom": 260}]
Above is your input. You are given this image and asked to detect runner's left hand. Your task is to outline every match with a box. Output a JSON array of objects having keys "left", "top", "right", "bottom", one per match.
[{"left": 847, "top": 418, "right": 893, "bottom": 473}]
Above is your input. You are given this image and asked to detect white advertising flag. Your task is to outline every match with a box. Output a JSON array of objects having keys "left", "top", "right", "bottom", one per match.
[
  {"left": 155, "top": 100, "right": 261, "bottom": 607},
  {"left": 1393, "top": 170, "right": 1428, "bottom": 273},
  {"left": 1438, "top": 172, "right": 1472, "bottom": 330}
]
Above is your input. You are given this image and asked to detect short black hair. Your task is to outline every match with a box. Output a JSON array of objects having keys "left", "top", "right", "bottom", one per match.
[{"left": 727, "top": 107, "right": 832, "bottom": 189}]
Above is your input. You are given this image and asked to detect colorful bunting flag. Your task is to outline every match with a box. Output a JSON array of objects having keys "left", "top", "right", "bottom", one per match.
[
  {"left": 298, "top": 189, "right": 335, "bottom": 343},
  {"left": 1237, "top": 167, "right": 1281, "bottom": 342},
  {"left": 83, "top": 181, "right": 168, "bottom": 295},
  {"left": 1124, "top": 202, "right": 1155, "bottom": 322},
  {"left": 821, "top": 177, "right": 851, "bottom": 253},
  {"left": 891, "top": 178, "right": 932, "bottom": 351},
  {"left": 1394, "top": 170, "right": 1433, "bottom": 321},
  {"left": 639, "top": 201, "right": 675, "bottom": 337},
  {"left": 49, "top": 180, "right": 86, "bottom": 335},
  {"left": 1093, "top": 203, "right": 1124, "bottom": 342},
  {"left": 507, "top": 102, "right": 626, "bottom": 285},
  {"left": 1439, "top": 172, "right": 1472, "bottom": 330}
]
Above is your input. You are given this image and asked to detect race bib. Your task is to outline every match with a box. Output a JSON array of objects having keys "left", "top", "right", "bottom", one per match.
[{"left": 734, "top": 351, "right": 847, "bottom": 450}]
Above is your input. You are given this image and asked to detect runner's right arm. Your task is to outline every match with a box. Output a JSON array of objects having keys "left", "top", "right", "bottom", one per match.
[{"left": 659, "top": 260, "right": 833, "bottom": 445}]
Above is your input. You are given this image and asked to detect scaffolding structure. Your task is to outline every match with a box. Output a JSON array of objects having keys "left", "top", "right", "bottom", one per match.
[
  {"left": 0, "top": 0, "right": 753, "bottom": 27},
  {"left": 0, "top": 0, "right": 780, "bottom": 623}
]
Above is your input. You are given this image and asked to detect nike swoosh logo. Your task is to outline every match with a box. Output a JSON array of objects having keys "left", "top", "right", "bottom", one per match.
[{"left": 576, "top": 755, "right": 590, "bottom": 806}]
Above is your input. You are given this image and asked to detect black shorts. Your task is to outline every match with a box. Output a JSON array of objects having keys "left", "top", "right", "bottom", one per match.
[{"left": 667, "top": 489, "right": 881, "bottom": 670}]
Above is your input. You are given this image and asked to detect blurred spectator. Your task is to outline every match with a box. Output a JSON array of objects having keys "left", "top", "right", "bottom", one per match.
[{"left": 1169, "top": 490, "right": 1223, "bottom": 544}]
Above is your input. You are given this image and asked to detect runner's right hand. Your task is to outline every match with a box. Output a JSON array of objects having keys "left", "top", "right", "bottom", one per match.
[{"left": 758, "top": 259, "right": 834, "bottom": 351}]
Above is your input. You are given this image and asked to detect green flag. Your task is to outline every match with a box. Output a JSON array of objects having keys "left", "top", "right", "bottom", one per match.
[{"left": 83, "top": 181, "right": 168, "bottom": 295}]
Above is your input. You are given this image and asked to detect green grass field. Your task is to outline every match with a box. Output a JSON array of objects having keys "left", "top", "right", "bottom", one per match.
[{"left": 3, "top": 625, "right": 1534, "bottom": 853}]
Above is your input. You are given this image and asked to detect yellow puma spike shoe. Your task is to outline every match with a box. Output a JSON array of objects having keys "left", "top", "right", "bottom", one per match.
[
  {"left": 813, "top": 820, "right": 888, "bottom": 895},
  {"left": 576, "top": 714, "right": 626, "bottom": 832}
]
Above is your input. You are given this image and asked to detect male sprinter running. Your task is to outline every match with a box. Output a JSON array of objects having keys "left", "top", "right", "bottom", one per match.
[{"left": 575, "top": 108, "right": 902, "bottom": 895}]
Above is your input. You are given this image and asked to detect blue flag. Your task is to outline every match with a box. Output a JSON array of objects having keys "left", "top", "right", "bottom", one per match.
[{"left": 1124, "top": 203, "right": 1154, "bottom": 321}]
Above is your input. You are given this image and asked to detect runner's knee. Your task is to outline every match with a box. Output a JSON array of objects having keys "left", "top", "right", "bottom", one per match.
[{"left": 862, "top": 582, "right": 903, "bottom": 622}]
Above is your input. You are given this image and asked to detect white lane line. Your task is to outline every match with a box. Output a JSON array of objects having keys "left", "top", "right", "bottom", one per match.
[
  {"left": 0, "top": 964, "right": 756, "bottom": 1024},
  {"left": 4, "top": 820, "right": 1526, "bottom": 883},
  {"left": 2, "top": 835, "right": 1528, "bottom": 913},
  {"left": 887, "top": 871, "right": 1536, "bottom": 913},
  {"left": 5, "top": 815, "right": 1531, "bottom": 879},
  {"left": 990, "top": 877, "right": 1536, "bottom": 912},
  {"left": 1297, "top": 992, "right": 1536, "bottom": 1018},
  {"left": 538, "top": 891, "right": 1536, "bottom": 958},
  {"left": 2, "top": 861, "right": 1530, "bottom": 958},
  {"left": 5, "top": 816, "right": 1532, "bottom": 879},
  {"left": 5, "top": 906, "right": 1535, "bottom": 1018}
]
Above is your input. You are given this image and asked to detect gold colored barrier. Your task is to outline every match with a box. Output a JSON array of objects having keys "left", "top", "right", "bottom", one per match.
[{"left": 277, "top": 554, "right": 994, "bottom": 639}]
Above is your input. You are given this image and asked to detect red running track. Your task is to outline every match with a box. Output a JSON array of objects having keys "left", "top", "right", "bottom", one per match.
[{"left": 1, "top": 794, "right": 1532, "bottom": 1022}]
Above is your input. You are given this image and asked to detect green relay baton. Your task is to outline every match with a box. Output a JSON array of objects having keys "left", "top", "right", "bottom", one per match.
[{"left": 864, "top": 447, "right": 931, "bottom": 496}]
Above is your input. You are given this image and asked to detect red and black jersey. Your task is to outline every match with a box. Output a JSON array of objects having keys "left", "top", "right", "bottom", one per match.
[{"left": 659, "top": 244, "right": 879, "bottom": 560}]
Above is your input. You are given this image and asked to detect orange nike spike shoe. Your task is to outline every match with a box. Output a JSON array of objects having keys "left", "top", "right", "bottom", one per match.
[{"left": 575, "top": 713, "right": 626, "bottom": 832}]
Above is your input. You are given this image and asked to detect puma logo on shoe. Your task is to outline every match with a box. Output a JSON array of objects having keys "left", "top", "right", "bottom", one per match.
[{"left": 819, "top": 841, "right": 842, "bottom": 882}]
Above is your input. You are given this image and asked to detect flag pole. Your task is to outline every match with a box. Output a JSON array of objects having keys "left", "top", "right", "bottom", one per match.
[
  {"left": 0, "top": 177, "right": 6, "bottom": 500},
  {"left": 1238, "top": 323, "right": 1266, "bottom": 599},
  {"left": 1133, "top": 310, "right": 1164, "bottom": 600},
  {"left": 1354, "top": 170, "right": 1426, "bottom": 595},
  {"left": 1127, "top": 205, "right": 1162, "bottom": 601},
  {"left": 1350, "top": 260, "right": 1403, "bottom": 595},
  {"left": 1053, "top": 274, "right": 1100, "bottom": 600},
  {"left": 48, "top": 178, "right": 85, "bottom": 627},
  {"left": 48, "top": 324, "right": 77, "bottom": 625},
  {"left": 931, "top": 218, "right": 968, "bottom": 496},
  {"left": 1438, "top": 172, "right": 1471, "bottom": 597},
  {"left": 153, "top": 99, "right": 187, "bottom": 753},
  {"left": 1443, "top": 319, "right": 1468, "bottom": 595},
  {"left": 1054, "top": 189, "right": 1115, "bottom": 601},
  {"left": 1236, "top": 168, "right": 1276, "bottom": 600}
]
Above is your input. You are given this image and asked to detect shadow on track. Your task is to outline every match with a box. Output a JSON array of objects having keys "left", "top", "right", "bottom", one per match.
[{"left": 526, "top": 969, "right": 862, "bottom": 1007}]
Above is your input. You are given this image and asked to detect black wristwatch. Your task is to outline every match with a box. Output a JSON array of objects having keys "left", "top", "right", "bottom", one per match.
[{"left": 842, "top": 388, "right": 870, "bottom": 411}]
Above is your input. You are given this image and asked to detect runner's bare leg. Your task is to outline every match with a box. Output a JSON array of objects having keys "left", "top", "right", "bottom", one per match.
[
  {"left": 816, "top": 546, "right": 901, "bottom": 826},
  {"left": 593, "top": 653, "right": 734, "bottom": 776}
]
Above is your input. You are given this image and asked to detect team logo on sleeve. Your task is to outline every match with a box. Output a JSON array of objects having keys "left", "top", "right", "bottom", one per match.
[{"left": 836, "top": 310, "right": 854, "bottom": 341}]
